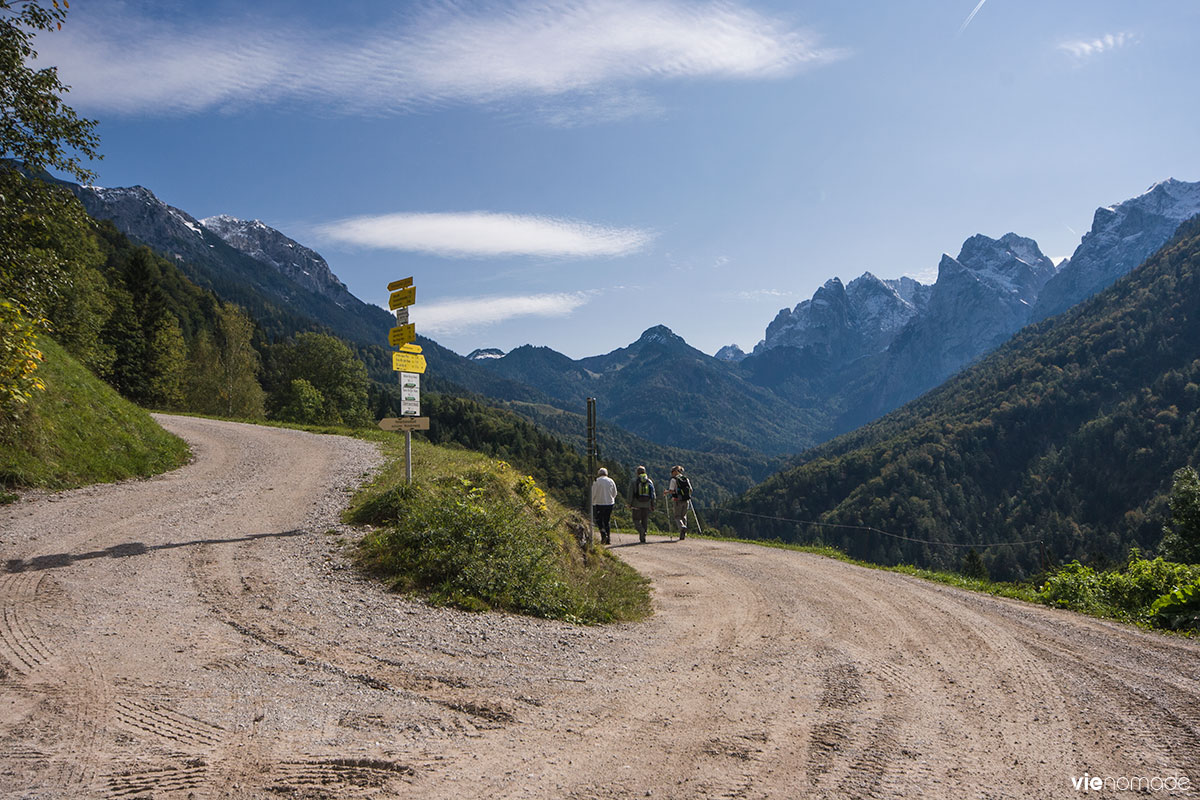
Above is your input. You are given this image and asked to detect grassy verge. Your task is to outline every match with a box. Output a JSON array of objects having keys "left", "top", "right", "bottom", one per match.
[
  {"left": 0, "top": 336, "right": 191, "bottom": 499},
  {"left": 346, "top": 437, "right": 651, "bottom": 624}
]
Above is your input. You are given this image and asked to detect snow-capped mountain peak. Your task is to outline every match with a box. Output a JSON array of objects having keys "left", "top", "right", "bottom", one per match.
[
  {"left": 467, "top": 348, "right": 506, "bottom": 361},
  {"left": 754, "top": 271, "right": 929, "bottom": 361},
  {"left": 199, "top": 215, "right": 349, "bottom": 300},
  {"left": 1033, "top": 177, "right": 1200, "bottom": 321}
]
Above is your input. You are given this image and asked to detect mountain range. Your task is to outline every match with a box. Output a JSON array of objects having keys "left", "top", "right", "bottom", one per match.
[
  {"left": 714, "top": 214, "right": 1200, "bottom": 579},
  {"left": 55, "top": 171, "right": 1200, "bottom": 513},
  {"left": 464, "top": 179, "right": 1200, "bottom": 455}
]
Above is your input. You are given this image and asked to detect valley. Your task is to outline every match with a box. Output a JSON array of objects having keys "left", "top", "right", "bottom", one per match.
[{"left": 4, "top": 3, "right": 1200, "bottom": 796}]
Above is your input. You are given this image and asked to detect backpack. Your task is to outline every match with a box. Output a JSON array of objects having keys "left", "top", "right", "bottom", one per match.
[
  {"left": 636, "top": 476, "right": 652, "bottom": 498},
  {"left": 675, "top": 475, "right": 692, "bottom": 501}
]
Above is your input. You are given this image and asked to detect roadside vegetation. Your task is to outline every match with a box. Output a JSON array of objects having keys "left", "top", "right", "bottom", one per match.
[
  {"left": 346, "top": 437, "right": 651, "bottom": 624},
  {"left": 0, "top": 335, "right": 190, "bottom": 499},
  {"left": 694, "top": 530, "right": 1199, "bottom": 634}
]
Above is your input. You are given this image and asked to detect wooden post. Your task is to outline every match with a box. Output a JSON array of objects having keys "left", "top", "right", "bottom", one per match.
[
  {"left": 406, "top": 430, "right": 413, "bottom": 485},
  {"left": 586, "top": 398, "right": 596, "bottom": 539}
]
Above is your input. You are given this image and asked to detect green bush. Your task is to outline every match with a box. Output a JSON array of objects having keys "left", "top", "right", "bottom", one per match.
[
  {"left": 350, "top": 455, "right": 650, "bottom": 623},
  {"left": 1038, "top": 556, "right": 1200, "bottom": 625},
  {"left": 1038, "top": 561, "right": 1108, "bottom": 614},
  {"left": 357, "top": 471, "right": 571, "bottom": 618},
  {"left": 1150, "top": 581, "right": 1200, "bottom": 630}
]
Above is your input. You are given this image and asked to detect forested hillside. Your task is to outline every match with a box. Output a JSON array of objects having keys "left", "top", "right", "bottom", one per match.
[
  {"left": 715, "top": 216, "right": 1200, "bottom": 580},
  {"left": 0, "top": 167, "right": 599, "bottom": 505},
  {"left": 500, "top": 399, "right": 784, "bottom": 505}
]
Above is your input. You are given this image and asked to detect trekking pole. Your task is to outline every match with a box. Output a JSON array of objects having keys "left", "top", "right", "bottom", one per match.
[{"left": 687, "top": 499, "right": 703, "bottom": 536}]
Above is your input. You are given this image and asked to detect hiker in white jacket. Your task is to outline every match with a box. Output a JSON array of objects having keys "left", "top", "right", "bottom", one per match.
[{"left": 591, "top": 467, "right": 618, "bottom": 544}]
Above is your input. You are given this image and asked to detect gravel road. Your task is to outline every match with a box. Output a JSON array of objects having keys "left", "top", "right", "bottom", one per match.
[{"left": 1, "top": 414, "right": 1197, "bottom": 799}]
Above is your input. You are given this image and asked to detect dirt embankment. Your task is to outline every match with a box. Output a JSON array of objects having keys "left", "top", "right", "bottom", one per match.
[{"left": 1, "top": 414, "right": 1197, "bottom": 799}]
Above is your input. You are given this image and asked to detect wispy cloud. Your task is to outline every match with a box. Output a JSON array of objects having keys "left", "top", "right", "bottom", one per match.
[
  {"left": 416, "top": 292, "right": 591, "bottom": 334},
  {"left": 957, "top": 0, "right": 990, "bottom": 36},
  {"left": 41, "top": 1, "right": 845, "bottom": 119},
  {"left": 903, "top": 267, "right": 940, "bottom": 285},
  {"left": 315, "top": 211, "right": 653, "bottom": 259},
  {"left": 1058, "top": 32, "right": 1136, "bottom": 61},
  {"left": 735, "top": 289, "right": 794, "bottom": 301}
]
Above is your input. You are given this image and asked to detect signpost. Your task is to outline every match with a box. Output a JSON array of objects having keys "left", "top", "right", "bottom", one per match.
[
  {"left": 378, "top": 416, "right": 430, "bottom": 432},
  {"left": 586, "top": 397, "right": 597, "bottom": 543},
  {"left": 391, "top": 351, "right": 427, "bottom": 373},
  {"left": 380, "top": 275, "right": 426, "bottom": 484},
  {"left": 399, "top": 372, "right": 420, "bottom": 416},
  {"left": 388, "top": 287, "right": 416, "bottom": 310},
  {"left": 388, "top": 323, "right": 416, "bottom": 347}
]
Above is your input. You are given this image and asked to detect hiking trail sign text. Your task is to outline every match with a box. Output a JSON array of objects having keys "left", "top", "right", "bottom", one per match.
[
  {"left": 392, "top": 351, "right": 426, "bottom": 374},
  {"left": 378, "top": 416, "right": 429, "bottom": 432}
]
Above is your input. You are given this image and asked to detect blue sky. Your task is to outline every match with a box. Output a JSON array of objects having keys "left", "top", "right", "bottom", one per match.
[{"left": 38, "top": 0, "right": 1200, "bottom": 358}]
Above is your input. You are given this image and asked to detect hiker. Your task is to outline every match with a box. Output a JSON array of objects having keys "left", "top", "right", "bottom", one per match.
[
  {"left": 591, "top": 467, "right": 618, "bottom": 545},
  {"left": 628, "top": 465, "right": 655, "bottom": 543},
  {"left": 668, "top": 465, "right": 692, "bottom": 540}
]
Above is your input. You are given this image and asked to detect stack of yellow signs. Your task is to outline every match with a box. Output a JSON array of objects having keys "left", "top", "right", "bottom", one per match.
[{"left": 384, "top": 277, "right": 426, "bottom": 425}]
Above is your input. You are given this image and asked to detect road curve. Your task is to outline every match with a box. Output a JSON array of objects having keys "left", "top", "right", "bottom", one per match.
[{"left": 0, "top": 415, "right": 1197, "bottom": 799}]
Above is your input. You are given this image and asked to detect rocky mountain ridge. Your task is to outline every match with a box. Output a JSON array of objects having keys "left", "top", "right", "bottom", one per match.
[
  {"left": 866, "top": 232, "right": 1057, "bottom": 414},
  {"left": 1032, "top": 178, "right": 1200, "bottom": 321},
  {"left": 55, "top": 169, "right": 1200, "bottom": 469},
  {"left": 59, "top": 180, "right": 395, "bottom": 347},
  {"left": 754, "top": 273, "right": 933, "bottom": 365},
  {"left": 200, "top": 214, "right": 351, "bottom": 302}
]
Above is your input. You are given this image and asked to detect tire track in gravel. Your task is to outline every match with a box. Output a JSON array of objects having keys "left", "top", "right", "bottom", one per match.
[{"left": 3, "top": 416, "right": 1200, "bottom": 799}]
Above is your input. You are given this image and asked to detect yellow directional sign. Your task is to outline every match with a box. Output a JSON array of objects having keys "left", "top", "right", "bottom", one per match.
[
  {"left": 388, "top": 323, "right": 416, "bottom": 347},
  {"left": 378, "top": 416, "right": 430, "bottom": 432},
  {"left": 398, "top": 343, "right": 422, "bottom": 354},
  {"left": 387, "top": 277, "right": 414, "bottom": 292},
  {"left": 388, "top": 286, "right": 416, "bottom": 310},
  {"left": 392, "top": 351, "right": 427, "bottom": 374}
]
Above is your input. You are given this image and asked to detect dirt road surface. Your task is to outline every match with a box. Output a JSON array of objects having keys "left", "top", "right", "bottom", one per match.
[{"left": 1, "top": 415, "right": 1198, "bottom": 799}]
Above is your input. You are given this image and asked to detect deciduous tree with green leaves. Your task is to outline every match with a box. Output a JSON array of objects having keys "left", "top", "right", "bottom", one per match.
[
  {"left": 0, "top": 0, "right": 99, "bottom": 181},
  {"left": 265, "top": 332, "right": 370, "bottom": 427},
  {"left": 0, "top": 0, "right": 100, "bottom": 422},
  {"left": 1160, "top": 465, "right": 1200, "bottom": 564},
  {"left": 183, "top": 303, "right": 265, "bottom": 419}
]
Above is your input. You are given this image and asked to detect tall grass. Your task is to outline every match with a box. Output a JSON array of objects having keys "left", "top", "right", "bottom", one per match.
[{"left": 1, "top": 335, "right": 190, "bottom": 496}]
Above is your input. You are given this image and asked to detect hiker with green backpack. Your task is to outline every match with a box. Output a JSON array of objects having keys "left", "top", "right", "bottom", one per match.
[{"left": 628, "top": 465, "right": 655, "bottom": 544}]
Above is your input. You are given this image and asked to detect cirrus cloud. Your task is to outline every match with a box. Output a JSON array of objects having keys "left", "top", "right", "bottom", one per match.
[
  {"left": 38, "top": 1, "right": 846, "bottom": 119},
  {"left": 1058, "top": 32, "right": 1136, "bottom": 61},
  {"left": 316, "top": 211, "right": 653, "bottom": 259},
  {"left": 415, "top": 292, "right": 591, "bottom": 334}
]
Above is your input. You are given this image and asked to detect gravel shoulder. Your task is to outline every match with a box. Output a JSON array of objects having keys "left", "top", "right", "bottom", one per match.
[{"left": 1, "top": 415, "right": 1197, "bottom": 799}]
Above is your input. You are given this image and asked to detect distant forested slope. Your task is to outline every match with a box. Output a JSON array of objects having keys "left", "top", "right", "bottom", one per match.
[{"left": 715, "top": 216, "right": 1200, "bottom": 579}]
